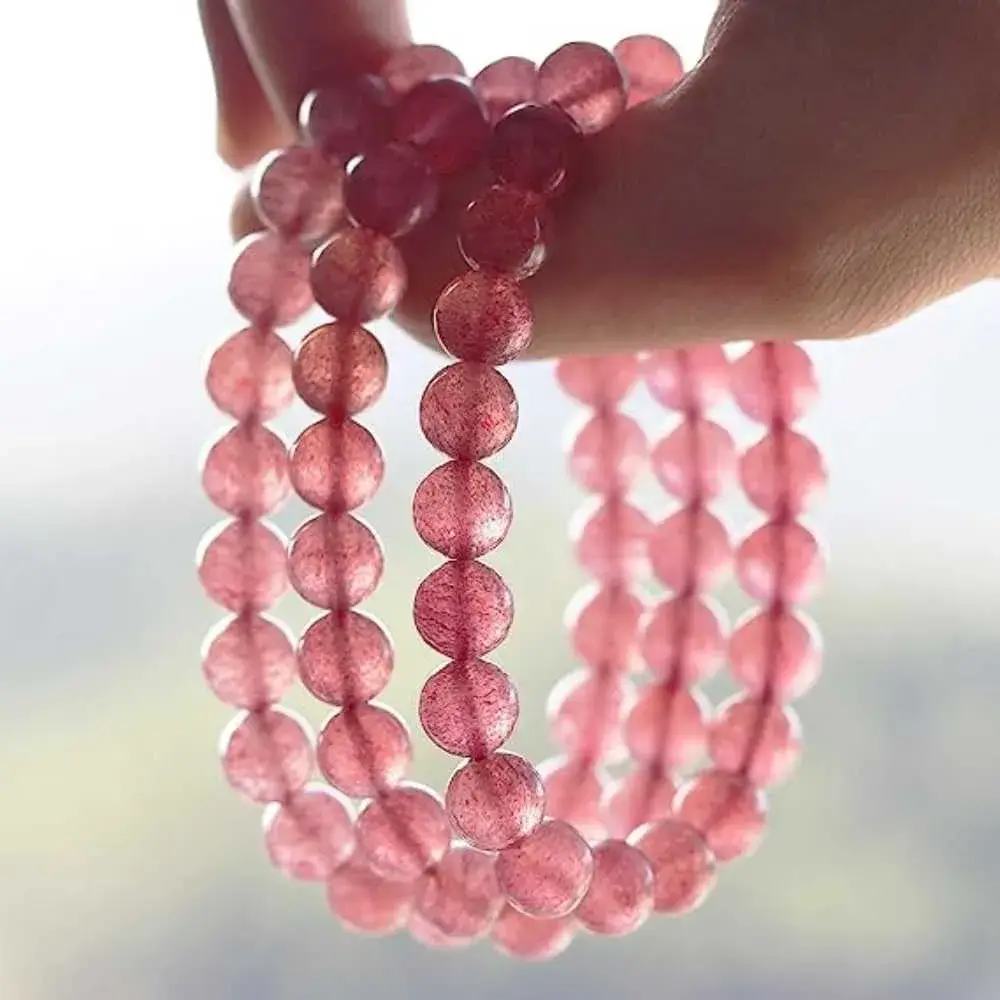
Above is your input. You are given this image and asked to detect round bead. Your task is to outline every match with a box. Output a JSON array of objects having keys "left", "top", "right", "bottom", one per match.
[
  {"left": 220, "top": 707, "right": 312, "bottom": 803},
  {"left": 729, "top": 608, "right": 822, "bottom": 700},
  {"left": 730, "top": 343, "right": 819, "bottom": 424},
  {"left": 537, "top": 42, "right": 627, "bottom": 134},
  {"left": 300, "top": 76, "right": 391, "bottom": 160},
  {"left": 555, "top": 354, "right": 639, "bottom": 407},
  {"left": 651, "top": 419, "right": 737, "bottom": 503},
  {"left": 624, "top": 685, "right": 709, "bottom": 769},
  {"left": 293, "top": 322, "right": 388, "bottom": 417},
  {"left": 381, "top": 44, "right": 465, "bottom": 94},
  {"left": 741, "top": 428, "right": 827, "bottom": 517},
  {"left": 417, "top": 845, "right": 504, "bottom": 939},
  {"left": 491, "top": 906, "right": 575, "bottom": 961},
  {"left": 641, "top": 594, "right": 727, "bottom": 684},
  {"left": 567, "top": 412, "right": 648, "bottom": 494},
  {"left": 571, "top": 498, "right": 652, "bottom": 582},
  {"left": 458, "top": 184, "right": 550, "bottom": 279},
  {"left": 675, "top": 769, "right": 768, "bottom": 862},
  {"left": 252, "top": 145, "right": 345, "bottom": 242},
  {"left": 736, "top": 520, "right": 825, "bottom": 604},
  {"left": 629, "top": 819, "right": 717, "bottom": 914},
  {"left": 408, "top": 910, "right": 473, "bottom": 949},
  {"left": 490, "top": 103, "right": 581, "bottom": 197},
  {"left": 643, "top": 345, "right": 729, "bottom": 412},
  {"left": 202, "top": 613, "right": 296, "bottom": 709},
  {"left": 289, "top": 419, "right": 384, "bottom": 512},
  {"left": 649, "top": 508, "right": 732, "bottom": 592},
  {"left": 344, "top": 144, "right": 439, "bottom": 238},
  {"left": 228, "top": 233, "right": 312, "bottom": 327},
  {"left": 298, "top": 610, "right": 393, "bottom": 705},
  {"left": 538, "top": 756, "right": 607, "bottom": 841},
  {"left": 326, "top": 858, "right": 415, "bottom": 936},
  {"left": 197, "top": 519, "right": 288, "bottom": 612},
  {"left": 201, "top": 423, "right": 290, "bottom": 517},
  {"left": 547, "top": 669, "right": 633, "bottom": 763},
  {"left": 566, "top": 583, "right": 645, "bottom": 674},
  {"left": 311, "top": 228, "right": 406, "bottom": 322},
  {"left": 710, "top": 695, "right": 803, "bottom": 787},
  {"left": 474, "top": 57, "right": 539, "bottom": 122},
  {"left": 446, "top": 752, "right": 545, "bottom": 851},
  {"left": 603, "top": 765, "right": 676, "bottom": 839},
  {"left": 316, "top": 702, "right": 412, "bottom": 797},
  {"left": 613, "top": 35, "right": 684, "bottom": 107},
  {"left": 576, "top": 840, "right": 654, "bottom": 936},
  {"left": 263, "top": 784, "right": 355, "bottom": 880},
  {"left": 206, "top": 328, "right": 294, "bottom": 421}
]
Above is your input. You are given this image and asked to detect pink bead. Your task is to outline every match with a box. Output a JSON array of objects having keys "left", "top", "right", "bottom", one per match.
[
  {"left": 288, "top": 513, "right": 383, "bottom": 610},
  {"left": 576, "top": 840, "right": 654, "bottom": 936},
  {"left": 201, "top": 613, "right": 296, "bottom": 709},
  {"left": 263, "top": 784, "right": 355, "bottom": 880},
  {"left": 252, "top": 145, "right": 345, "bottom": 243},
  {"left": 228, "top": 233, "right": 312, "bottom": 328},
  {"left": 613, "top": 35, "right": 684, "bottom": 107},
  {"left": 392, "top": 77, "right": 489, "bottom": 174},
  {"left": 357, "top": 784, "right": 450, "bottom": 882},
  {"left": 571, "top": 499, "right": 652, "bottom": 582},
  {"left": 736, "top": 520, "right": 825, "bottom": 604},
  {"left": 497, "top": 819, "right": 594, "bottom": 918},
  {"left": 293, "top": 322, "right": 388, "bottom": 417},
  {"left": 729, "top": 608, "right": 822, "bottom": 701},
  {"left": 344, "top": 144, "right": 439, "bottom": 238},
  {"left": 289, "top": 419, "right": 384, "bottom": 512},
  {"left": 643, "top": 346, "right": 729, "bottom": 412},
  {"left": 300, "top": 76, "right": 391, "bottom": 160},
  {"left": 568, "top": 412, "right": 648, "bottom": 494},
  {"left": 298, "top": 610, "right": 393, "bottom": 705},
  {"left": 206, "top": 328, "right": 294, "bottom": 421},
  {"left": 740, "top": 428, "right": 827, "bottom": 517},
  {"left": 641, "top": 594, "right": 727, "bottom": 684},
  {"left": 603, "top": 765, "right": 676, "bottom": 839},
  {"left": 201, "top": 423, "right": 290, "bottom": 517},
  {"left": 474, "top": 57, "right": 539, "bottom": 123},
  {"left": 624, "top": 685, "right": 709, "bottom": 769},
  {"left": 434, "top": 271, "right": 533, "bottom": 365},
  {"left": 489, "top": 103, "right": 581, "bottom": 197},
  {"left": 730, "top": 343, "right": 819, "bottom": 424},
  {"left": 412, "top": 461, "right": 512, "bottom": 559},
  {"left": 648, "top": 508, "right": 732, "bottom": 592},
  {"left": 458, "top": 184, "right": 550, "bottom": 279},
  {"left": 566, "top": 583, "right": 646, "bottom": 674},
  {"left": 629, "top": 819, "right": 717, "bottom": 914},
  {"left": 538, "top": 756, "right": 607, "bottom": 841},
  {"left": 413, "top": 560, "right": 513, "bottom": 658},
  {"left": 555, "top": 354, "right": 639, "bottom": 407},
  {"left": 197, "top": 519, "right": 288, "bottom": 612},
  {"left": 220, "top": 707, "right": 312, "bottom": 803},
  {"left": 408, "top": 909, "right": 472, "bottom": 950},
  {"left": 326, "top": 857, "right": 415, "bottom": 936},
  {"left": 547, "top": 669, "right": 633, "bottom": 762},
  {"left": 420, "top": 362, "right": 518, "bottom": 459},
  {"left": 675, "top": 769, "right": 768, "bottom": 862},
  {"left": 381, "top": 45, "right": 465, "bottom": 94},
  {"left": 651, "top": 419, "right": 737, "bottom": 503},
  {"left": 492, "top": 906, "right": 575, "bottom": 960},
  {"left": 417, "top": 845, "right": 504, "bottom": 939},
  {"left": 538, "top": 42, "right": 626, "bottom": 134},
  {"left": 710, "top": 695, "right": 803, "bottom": 787},
  {"left": 317, "top": 702, "right": 412, "bottom": 798},
  {"left": 419, "top": 659, "right": 518, "bottom": 758},
  {"left": 445, "top": 752, "right": 545, "bottom": 851},
  {"left": 311, "top": 228, "right": 406, "bottom": 322}
]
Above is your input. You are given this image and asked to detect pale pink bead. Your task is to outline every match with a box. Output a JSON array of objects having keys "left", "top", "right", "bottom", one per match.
[
  {"left": 547, "top": 669, "right": 633, "bottom": 762},
  {"left": 489, "top": 103, "right": 581, "bottom": 197},
  {"left": 316, "top": 702, "right": 412, "bottom": 798},
  {"left": 202, "top": 613, "right": 296, "bottom": 708},
  {"left": 492, "top": 906, "right": 575, "bottom": 960},
  {"left": 434, "top": 271, "right": 533, "bottom": 365},
  {"left": 412, "top": 461, "right": 512, "bottom": 559},
  {"left": 555, "top": 354, "right": 639, "bottom": 407},
  {"left": 643, "top": 346, "right": 729, "bottom": 412},
  {"left": 651, "top": 419, "right": 737, "bottom": 503},
  {"left": 413, "top": 560, "right": 513, "bottom": 658},
  {"left": 566, "top": 583, "right": 646, "bottom": 674},
  {"left": 474, "top": 57, "right": 539, "bottom": 122},
  {"left": 228, "top": 233, "right": 312, "bottom": 328},
  {"left": 613, "top": 35, "right": 684, "bottom": 107},
  {"left": 729, "top": 607, "right": 822, "bottom": 700},
  {"left": 311, "top": 228, "right": 406, "bottom": 322},
  {"left": 201, "top": 423, "right": 290, "bottom": 517},
  {"left": 710, "top": 695, "right": 803, "bottom": 787},
  {"left": 357, "top": 783, "right": 450, "bottom": 882},
  {"left": 624, "top": 685, "right": 709, "bottom": 769},
  {"left": 263, "top": 783, "right": 355, "bottom": 880},
  {"left": 417, "top": 845, "right": 504, "bottom": 939},
  {"left": 420, "top": 362, "right": 518, "bottom": 459},
  {"left": 458, "top": 184, "right": 550, "bottom": 279},
  {"left": 206, "top": 328, "right": 294, "bottom": 421},
  {"left": 641, "top": 594, "right": 727, "bottom": 684},
  {"left": 741, "top": 428, "right": 827, "bottom": 517},
  {"left": 675, "top": 769, "right": 768, "bottom": 862},
  {"left": 649, "top": 508, "right": 732, "bottom": 592},
  {"left": 298, "top": 610, "right": 393, "bottom": 705},
  {"left": 293, "top": 322, "right": 388, "bottom": 417},
  {"left": 344, "top": 144, "right": 439, "bottom": 238},
  {"left": 381, "top": 44, "right": 466, "bottom": 94},
  {"left": 603, "top": 765, "right": 676, "bottom": 839},
  {"left": 538, "top": 42, "right": 627, "bottom": 134},
  {"left": 326, "top": 857, "right": 415, "bottom": 936},
  {"left": 197, "top": 519, "right": 288, "bottom": 612},
  {"left": 220, "top": 707, "right": 313, "bottom": 803},
  {"left": 571, "top": 499, "right": 652, "bottom": 582},
  {"left": 629, "top": 819, "right": 717, "bottom": 914},
  {"left": 568, "top": 412, "right": 648, "bottom": 494},
  {"left": 288, "top": 513, "right": 383, "bottom": 610},
  {"left": 446, "top": 752, "right": 545, "bottom": 851},
  {"left": 289, "top": 419, "right": 384, "bottom": 512},
  {"left": 300, "top": 76, "right": 391, "bottom": 160},
  {"left": 576, "top": 840, "right": 654, "bottom": 936},
  {"left": 419, "top": 659, "right": 518, "bottom": 758},
  {"left": 538, "top": 756, "right": 607, "bottom": 841},
  {"left": 736, "top": 520, "right": 825, "bottom": 604},
  {"left": 730, "top": 343, "right": 819, "bottom": 424},
  {"left": 252, "top": 145, "right": 345, "bottom": 242},
  {"left": 408, "top": 910, "right": 472, "bottom": 949}
]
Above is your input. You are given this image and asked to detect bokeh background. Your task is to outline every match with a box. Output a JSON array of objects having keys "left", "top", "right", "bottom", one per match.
[{"left": 2, "top": 2, "right": 999, "bottom": 998}]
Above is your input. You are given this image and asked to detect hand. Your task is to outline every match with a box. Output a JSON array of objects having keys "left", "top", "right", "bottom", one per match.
[{"left": 201, "top": 0, "right": 1000, "bottom": 355}]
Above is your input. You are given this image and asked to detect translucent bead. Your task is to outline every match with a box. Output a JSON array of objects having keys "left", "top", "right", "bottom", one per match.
[
  {"left": 392, "top": 77, "right": 489, "bottom": 174},
  {"left": 547, "top": 669, "right": 634, "bottom": 763},
  {"left": 566, "top": 583, "right": 646, "bottom": 674},
  {"left": 538, "top": 756, "right": 607, "bottom": 841},
  {"left": 458, "top": 184, "right": 550, "bottom": 279},
  {"left": 206, "top": 328, "right": 294, "bottom": 421},
  {"left": 730, "top": 343, "right": 818, "bottom": 425},
  {"left": 629, "top": 819, "right": 717, "bottom": 914},
  {"left": 623, "top": 685, "right": 709, "bottom": 769},
  {"left": 201, "top": 423, "right": 290, "bottom": 517},
  {"left": 613, "top": 35, "right": 684, "bottom": 107},
  {"left": 419, "top": 659, "right": 518, "bottom": 758},
  {"left": 252, "top": 145, "right": 345, "bottom": 243},
  {"left": 603, "top": 765, "right": 676, "bottom": 839},
  {"left": 740, "top": 428, "right": 827, "bottom": 517},
  {"left": 419, "top": 362, "right": 517, "bottom": 459},
  {"left": 492, "top": 906, "right": 575, "bottom": 961},
  {"left": 489, "top": 103, "right": 581, "bottom": 197},
  {"left": 298, "top": 610, "right": 393, "bottom": 705},
  {"left": 326, "top": 857, "right": 415, "bottom": 936},
  {"left": 344, "top": 144, "right": 439, "bottom": 238},
  {"left": 736, "top": 520, "right": 824, "bottom": 604},
  {"left": 643, "top": 346, "right": 729, "bottom": 412},
  {"left": 289, "top": 419, "right": 384, "bottom": 512},
  {"left": 576, "top": 840, "right": 654, "bottom": 936},
  {"left": 537, "top": 42, "right": 626, "bottom": 134},
  {"left": 288, "top": 513, "right": 383, "bottom": 610},
  {"left": 263, "top": 783, "right": 355, "bottom": 880},
  {"left": 381, "top": 44, "right": 465, "bottom": 94},
  {"left": 417, "top": 845, "right": 504, "bottom": 939},
  {"left": 316, "top": 702, "right": 412, "bottom": 797},
  {"left": 433, "top": 271, "right": 533, "bottom": 365},
  {"left": 567, "top": 412, "right": 648, "bottom": 494},
  {"left": 197, "top": 519, "right": 288, "bottom": 612},
  {"left": 710, "top": 695, "right": 803, "bottom": 787},
  {"left": 311, "top": 228, "right": 406, "bottom": 322},
  {"left": 729, "top": 607, "right": 822, "bottom": 701},
  {"left": 641, "top": 594, "right": 727, "bottom": 684},
  {"left": 220, "top": 707, "right": 313, "bottom": 803},
  {"left": 649, "top": 508, "right": 732, "bottom": 592},
  {"left": 651, "top": 419, "right": 737, "bottom": 503},
  {"left": 571, "top": 499, "right": 652, "bottom": 582},
  {"left": 357, "top": 783, "right": 450, "bottom": 882},
  {"left": 473, "top": 56, "right": 539, "bottom": 123},
  {"left": 408, "top": 909, "right": 473, "bottom": 949},
  {"left": 300, "top": 76, "right": 391, "bottom": 160},
  {"left": 293, "top": 322, "right": 388, "bottom": 418},
  {"left": 228, "top": 233, "right": 313, "bottom": 328},
  {"left": 555, "top": 354, "right": 639, "bottom": 407},
  {"left": 413, "top": 560, "right": 513, "bottom": 658},
  {"left": 675, "top": 769, "right": 767, "bottom": 862},
  {"left": 202, "top": 613, "right": 296, "bottom": 709},
  {"left": 445, "top": 752, "right": 545, "bottom": 851}
]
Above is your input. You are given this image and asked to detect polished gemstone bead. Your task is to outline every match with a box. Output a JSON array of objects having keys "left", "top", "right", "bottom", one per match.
[
  {"left": 381, "top": 44, "right": 465, "bottom": 94},
  {"left": 566, "top": 583, "right": 646, "bottom": 674},
  {"left": 300, "top": 76, "right": 391, "bottom": 160},
  {"left": 326, "top": 857, "right": 416, "bottom": 936},
  {"left": 649, "top": 508, "right": 732, "bottom": 592},
  {"left": 289, "top": 419, "right": 385, "bottom": 511},
  {"left": 252, "top": 145, "right": 345, "bottom": 242},
  {"left": 298, "top": 610, "right": 393, "bottom": 705},
  {"left": 538, "top": 756, "right": 607, "bottom": 841},
  {"left": 629, "top": 819, "right": 717, "bottom": 914},
  {"left": 201, "top": 423, "right": 290, "bottom": 517},
  {"left": 555, "top": 354, "right": 639, "bottom": 407},
  {"left": 408, "top": 909, "right": 473, "bottom": 949},
  {"left": 473, "top": 56, "right": 539, "bottom": 122},
  {"left": 624, "top": 684, "right": 709, "bottom": 769},
  {"left": 641, "top": 594, "right": 727, "bottom": 683},
  {"left": 293, "top": 322, "right": 388, "bottom": 417},
  {"left": 206, "top": 328, "right": 294, "bottom": 421},
  {"left": 491, "top": 906, "right": 575, "bottom": 961},
  {"left": 344, "top": 144, "right": 439, "bottom": 237},
  {"left": 603, "top": 765, "right": 676, "bottom": 839},
  {"left": 728, "top": 608, "right": 822, "bottom": 701},
  {"left": 567, "top": 411, "right": 648, "bottom": 494},
  {"left": 576, "top": 840, "right": 654, "bottom": 936},
  {"left": 675, "top": 769, "right": 767, "bottom": 862},
  {"left": 263, "top": 784, "right": 355, "bottom": 880},
  {"left": 288, "top": 513, "right": 383, "bottom": 610},
  {"left": 316, "top": 702, "right": 412, "bottom": 797},
  {"left": 311, "top": 228, "right": 406, "bottom": 322},
  {"left": 202, "top": 613, "right": 296, "bottom": 709},
  {"left": 571, "top": 498, "right": 652, "bottom": 582},
  {"left": 228, "top": 233, "right": 312, "bottom": 327},
  {"left": 489, "top": 103, "right": 581, "bottom": 197},
  {"left": 613, "top": 35, "right": 684, "bottom": 107},
  {"left": 220, "top": 707, "right": 313, "bottom": 803},
  {"left": 538, "top": 42, "right": 627, "bottom": 134},
  {"left": 736, "top": 520, "right": 825, "bottom": 604},
  {"left": 651, "top": 419, "right": 737, "bottom": 502},
  {"left": 547, "top": 669, "right": 633, "bottom": 762},
  {"left": 643, "top": 345, "right": 729, "bottom": 412},
  {"left": 458, "top": 184, "right": 550, "bottom": 279},
  {"left": 740, "top": 428, "right": 827, "bottom": 516},
  {"left": 417, "top": 845, "right": 504, "bottom": 939},
  {"left": 730, "top": 343, "right": 818, "bottom": 424},
  {"left": 197, "top": 518, "right": 288, "bottom": 612},
  {"left": 710, "top": 695, "right": 803, "bottom": 787}
]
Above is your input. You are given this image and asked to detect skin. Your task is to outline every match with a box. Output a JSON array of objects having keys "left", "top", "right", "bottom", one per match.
[{"left": 200, "top": 0, "right": 1000, "bottom": 355}]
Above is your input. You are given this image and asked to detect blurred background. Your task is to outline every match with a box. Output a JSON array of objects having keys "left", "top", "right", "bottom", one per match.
[{"left": 2, "top": 2, "right": 999, "bottom": 999}]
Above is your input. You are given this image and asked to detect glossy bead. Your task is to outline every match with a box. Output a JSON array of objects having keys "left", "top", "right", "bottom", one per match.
[
  {"left": 206, "top": 328, "right": 294, "bottom": 421},
  {"left": 344, "top": 144, "right": 439, "bottom": 238},
  {"left": 675, "top": 769, "right": 767, "bottom": 862},
  {"left": 263, "top": 784, "right": 355, "bottom": 880},
  {"left": 220, "top": 707, "right": 312, "bottom": 803},
  {"left": 228, "top": 233, "right": 312, "bottom": 327},
  {"left": 419, "top": 362, "right": 517, "bottom": 459},
  {"left": 490, "top": 103, "right": 581, "bottom": 197},
  {"left": 547, "top": 669, "right": 633, "bottom": 763},
  {"left": 538, "top": 42, "right": 626, "bottom": 134},
  {"left": 381, "top": 44, "right": 465, "bottom": 94},
  {"left": 311, "top": 228, "right": 406, "bottom": 322},
  {"left": 643, "top": 346, "right": 729, "bottom": 412},
  {"left": 458, "top": 184, "right": 550, "bottom": 279},
  {"left": 710, "top": 695, "right": 803, "bottom": 787},
  {"left": 408, "top": 910, "right": 473, "bottom": 949},
  {"left": 300, "top": 76, "right": 391, "bottom": 160},
  {"left": 736, "top": 520, "right": 824, "bottom": 604},
  {"left": 197, "top": 519, "right": 288, "bottom": 612},
  {"left": 729, "top": 607, "right": 822, "bottom": 700},
  {"left": 474, "top": 57, "right": 539, "bottom": 122},
  {"left": 730, "top": 343, "right": 818, "bottom": 424},
  {"left": 651, "top": 419, "right": 737, "bottom": 503},
  {"left": 567, "top": 412, "right": 648, "bottom": 494},
  {"left": 539, "top": 756, "right": 607, "bottom": 841},
  {"left": 298, "top": 610, "right": 393, "bottom": 705},
  {"left": 624, "top": 685, "right": 709, "bottom": 769},
  {"left": 326, "top": 857, "right": 415, "bottom": 936},
  {"left": 357, "top": 784, "right": 450, "bottom": 882},
  {"left": 201, "top": 423, "right": 290, "bottom": 517},
  {"left": 613, "top": 35, "right": 684, "bottom": 107},
  {"left": 417, "top": 845, "right": 504, "bottom": 939},
  {"left": 571, "top": 499, "right": 652, "bottom": 582},
  {"left": 289, "top": 419, "right": 384, "bottom": 512},
  {"left": 566, "top": 583, "right": 645, "bottom": 674},
  {"left": 641, "top": 595, "right": 727, "bottom": 684},
  {"left": 446, "top": 752, "right": 545, "bottom": 851},
  {"left": 252, "top": 145, "right": 345, "bottom": 242},
  {"left": 603, "top": 765, "right": 676, "bottom": 839},
  {"left": 419, "top": 659, "right": 518, "bottom": 758},
  {"left": 202, "top": 613, "right": 296, "bottom": 709},
  {"left": 741, "top": 428, "right": 827, "bottom": 517},
  {"left": 293, "top": 322, "right": 388, "bottom": 417},
  {"left": 576, "top": 840, "right": 654, "bottom": 936},
  {"left": 492, "top": 906, "right": 575, "bottom": 960},
  {"left": 434, "top": 271, "right": 533, "bottom": 365},
  {"left": 629, "top": 819, "right": 717, "bottom": 914},
  {"left": 413, "top": 560, "right": 513, "bottom": 658},
  {"left": 555, "top": 354, "right": 639, "bottom": 407},
  {"left": 288, "top": 514, "right": 383, "bottom": 610},
  {"left": 649, "top": 508, "right": 732, "bottom": 592},
  {"left": 316, "top": 702, "right": 412, "bottom": 798}
]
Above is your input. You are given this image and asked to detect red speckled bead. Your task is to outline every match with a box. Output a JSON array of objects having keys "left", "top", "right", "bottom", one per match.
[
  {"left": 537, "top": 42, "right": 626, "bottom": 134},
  {"left": 434, "top": 271, "right": 533, "bottom": 365},
  {"left": 624, "top": 685, "right": 709, "bottom": 769},
  {"left": 649, "top": 508, "right": 732, "bottom": 592},
  {"left": 417, "top": 845, "right": 504, "bottom": 939},
  {"left": 446, "top": 752, "right": 545, "bottom": 851},
  {"left": 491, "top": 906, "right": 575, "bottom": 961},
  {"left": 736, "top": 520, "right": 825, "bottom": 604},
  {"left": 345, "top": 144, "right": 439, "bottom": 238},
  {"left": 252, "top": 145, "right": 345, "bottom": 243},
  {"left": 316, "top": 702, "right": 412, "bottom": 798},
  {"left": 458, "top": 184, "right": 550, "bottom": 279},
  {"left": 490, "top": 103, "right": 581, "bottom": 197},
  {"left": 729, "top": 608, "right": 822, "bottom": 701},
  {"left": 603, "top": 765, "right": 676, "bottom": 839},
  {"left": 201, "top": 423, "right": 290, "bottom": 517},
  {"left": 413, "top": 560, "right": 513, "bottom": 658},
  {"left": 298, "top": 610, "right": 393, "bottom": 705},
  {"left": 675, "top": 769, "right": 768, "bottom": 862},
  {"left": 730, "top": 343, "right": 819, "bottom": 424},
  {"left": 613, "top": 35, "right": 684, "bottom": 107},
  {"left": 300, "top": 76, "right": 391, "bottom": 160},
  {"left": 566, "top": 583, "right": 645, "bottom": 674},
  {"left": 198, "top": 519, "right": 288, "bottom": 612},
  {"left": 293, "top": 322, "right": 388, "bottom": 418},
  {"left": 206, "top": 328, "right": 294, "bottom": 421},
  {"left": 326, "top": 857, "right": 416, "bottom": 936},
  {"left": 202, "top": 613, "right": 296, "bottom": 709},
  {"left": 555, "top": 354, "right": 639, "bottom": 407},
  {"left": 741, "top": 428, "right": 827, "bottom": 517},
  {"left": 643, "top": 346, "right": 729, "bottom": 412},
  {"left": 474, "top": 56, "right": 539, "bottom": 122},
  {"left": 576, "top": 840, "right": 654, "bottom": 936},
  {"left": 568, "top": 412, "right": 648, "bottom": 494},
  {"left": 420, "top": 362, "right": 518, "bottom": 460},
  {"left": 288, "top": 513, "right": 383, "bottom": 610},
  {"left": 419, "top": 659, "right": 518, "bottom": 758},
  {"left": 629, "top": 819, "right": 717, "bottom": 914},
  {"left": 263, "top": 784, "right": 355, "bottom": 880},
  {"left": 641, "top": 594, "right": 727, "bottom": 684},
  {"left": 311, "top": 228, "right": 406, "bottom": 322},
  {"left": 651, "top": 419, "right": 737, "bottom": 503},
  {"left": 220, "top": 707, "right": 313, "bottom": 803},
  {"left": 289, "top": 419, "right": 384, "bottom": 512},
  {"left": 357, "top": 784, "right": 451, "bottom": 882},
  {"left": 547, "top": 669, "right": 633, "bottom": 762},
  {"left": 539, "top": 756, "right": 607, "bottom": 841},
  {"left": 381, "top": 44, "right": 465, "bottom": 94},
  {"left": 571, "top": 499, "right": 652, "bottom": 582},
  {"left": 710, "top": 695, "right": 803, "bottom": 787},
  {"left": 228, "top": 233, "right": 312, "bottom": 328}
]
